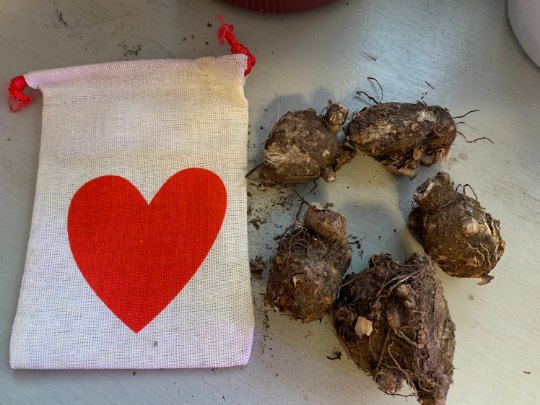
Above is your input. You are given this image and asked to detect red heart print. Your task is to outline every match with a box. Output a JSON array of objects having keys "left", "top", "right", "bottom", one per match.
[{"left": 67, "top": 169, "right": 227, "bottom": 333}]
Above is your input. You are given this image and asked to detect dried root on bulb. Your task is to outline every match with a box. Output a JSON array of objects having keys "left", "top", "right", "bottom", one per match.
[
  {"left": 346, "top": 102, "right": 456, "bottom": 179},
  {"left": 259, "top": 102, "right": 350, "bottom": 185},
  {"left": 334, "top": 253, "right": 456, "bottom": 405},
  {"left": 408, "top": 172, "right": 505, "bottom": 285},
  {"left": 266, "top": 205, "right": 352, "bottom": 323}
]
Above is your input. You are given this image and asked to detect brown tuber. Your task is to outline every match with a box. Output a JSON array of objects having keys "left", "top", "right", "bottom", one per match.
[
  {"left": 346, "top": 102, "right": 456, "bottom": 179},
  {"left": 259, "top": 102, "right": 350, "bottom": 185},
  {"left": 408, "top": 172, "right": 505, "bottom": 285},
  {"left": 334, "top": 253, "right": 456, "bottom": 405},
  {"left": 266, "top": 205, "right": 352, "bottom": 323}
]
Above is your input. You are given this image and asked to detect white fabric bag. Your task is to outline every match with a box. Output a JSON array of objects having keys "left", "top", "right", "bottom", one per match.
[{"left": 10, "top": 54, "right": 254, "bottom": 369}]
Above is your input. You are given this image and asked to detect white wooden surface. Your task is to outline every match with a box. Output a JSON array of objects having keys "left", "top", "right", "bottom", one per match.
[{"left": 1, "top": 0, "right": 539, "bottom": 404}]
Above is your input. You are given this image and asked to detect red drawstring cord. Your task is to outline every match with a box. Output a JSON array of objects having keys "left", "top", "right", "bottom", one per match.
[
  {"left": 7, "top": 19, "right": 253, "bottom": 112},
  {"left": 217, "top": 16, "right": 256, "bottom": 76},
  {"left": 8, "top": 75, "right": 32, "bottom": 112}
]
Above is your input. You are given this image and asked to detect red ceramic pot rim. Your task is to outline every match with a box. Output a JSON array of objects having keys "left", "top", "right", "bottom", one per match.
[{"left": 221, "top": 0, "right": 339, "bottom": 13}]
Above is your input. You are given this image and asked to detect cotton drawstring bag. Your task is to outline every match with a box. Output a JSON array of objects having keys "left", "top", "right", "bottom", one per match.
[{"left": 9, "top": 19, "right": 256, "bottom": 369}]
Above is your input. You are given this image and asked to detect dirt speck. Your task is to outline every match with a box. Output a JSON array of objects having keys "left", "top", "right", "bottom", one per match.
[
  {"left": 55, "top": 9, "right": 68, "bottom": 28},
  {"left": 121, "top": 43, "right": 142, "bottom": 58},
  {"left": 360, "top": 52, "right": 377, "bottom": 63},
  {"left": 249, "top": 216, "right": 267, "bottom": 230},
  {"left": 326, "top": 350, "right": 342, "bottom": 360},
  {"left": 250, "top": 256, "right": 264, "bottom": 280},
  {"left": 350, "top": 239, "right": 363, "bottom": 259}
]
